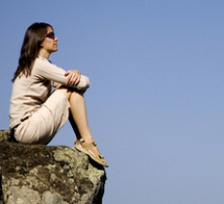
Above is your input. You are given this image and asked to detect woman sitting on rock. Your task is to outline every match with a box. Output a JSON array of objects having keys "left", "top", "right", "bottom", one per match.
[{"left": 9, "top": 22, "right": 108, "bottom": 167}]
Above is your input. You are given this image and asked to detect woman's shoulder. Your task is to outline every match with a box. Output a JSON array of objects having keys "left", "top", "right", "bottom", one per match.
[
  {"left": 33, "top": 56, "right": 53, "bottom": 72},
  {"left": 35, "top": 56, "right": 51, "bottom": 65}
]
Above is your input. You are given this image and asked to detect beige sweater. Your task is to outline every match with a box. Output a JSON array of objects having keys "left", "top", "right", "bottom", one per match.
[{"left": 9, "top": 56, "right": 90, "bottom": 129}]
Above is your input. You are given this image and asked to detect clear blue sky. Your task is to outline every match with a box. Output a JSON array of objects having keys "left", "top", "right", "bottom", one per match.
[{"left": 1, "top": 1, "right": 224, "bottom": 203}]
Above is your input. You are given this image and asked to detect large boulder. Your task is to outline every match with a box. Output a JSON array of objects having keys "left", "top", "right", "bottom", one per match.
[{"left": 0, "top": 130, "right": 106, "bottom": 204}]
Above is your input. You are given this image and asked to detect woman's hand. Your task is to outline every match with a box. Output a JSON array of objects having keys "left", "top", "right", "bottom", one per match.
[{"left": 65, "top": 70, "right": 81, "bottom": 86}]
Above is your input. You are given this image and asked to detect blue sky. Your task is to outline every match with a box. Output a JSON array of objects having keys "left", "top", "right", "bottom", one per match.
[{"left": 1, "top": 0, "right": 224, "bottom": 203}]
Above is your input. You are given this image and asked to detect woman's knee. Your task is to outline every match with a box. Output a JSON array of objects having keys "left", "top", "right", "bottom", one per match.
[
  {"left": 55, "top": 86, "right": 83, "bottom": 102},
  {"left": 55, "top": 86, "right": 72, "bottom": 99}
]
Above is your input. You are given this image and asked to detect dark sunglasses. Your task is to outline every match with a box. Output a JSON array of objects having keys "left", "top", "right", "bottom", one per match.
[{"left": 46, "top": 32, "right": 55, "bottom": 39}]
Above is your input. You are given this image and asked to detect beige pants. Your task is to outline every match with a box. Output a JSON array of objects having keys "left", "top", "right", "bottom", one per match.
[{"left": 15, "top": 90, "right": 70, "bottom": 144}]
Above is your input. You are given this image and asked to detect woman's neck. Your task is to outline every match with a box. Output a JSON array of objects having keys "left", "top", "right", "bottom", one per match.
[{"left": 39, "top": 49, "right": 50, "bottom": 60}]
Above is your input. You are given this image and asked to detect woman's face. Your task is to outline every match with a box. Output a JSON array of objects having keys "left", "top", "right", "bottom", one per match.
[{"left": 41, "top": 26, "right": 58, "bottom": 55}]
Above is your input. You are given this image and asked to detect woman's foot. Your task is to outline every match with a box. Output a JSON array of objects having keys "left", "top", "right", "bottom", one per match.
[{"left": 75, "top": 139, "right": 108, "bottom": 167}]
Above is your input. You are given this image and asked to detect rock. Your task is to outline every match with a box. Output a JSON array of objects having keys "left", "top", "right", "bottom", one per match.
[
  {"left": 0, "top": 130, "right": 14, "bottom": 143},
  {"left": 0, "top": 130, "right": 106, "bottom": 204}
]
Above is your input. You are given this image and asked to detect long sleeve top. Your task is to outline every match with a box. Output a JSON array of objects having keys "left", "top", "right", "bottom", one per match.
[{"left": 9, "top": 56, "right": 90, "bottom": 129}]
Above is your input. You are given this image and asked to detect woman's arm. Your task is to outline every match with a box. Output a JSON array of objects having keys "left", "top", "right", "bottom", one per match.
[{"left": 33, "top": 58, "right": 90, "bottom": 92}]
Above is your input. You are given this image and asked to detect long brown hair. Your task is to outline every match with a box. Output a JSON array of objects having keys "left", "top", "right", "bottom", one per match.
[{"left": 12, "top": 22, "right": 53, "bottom": 82}]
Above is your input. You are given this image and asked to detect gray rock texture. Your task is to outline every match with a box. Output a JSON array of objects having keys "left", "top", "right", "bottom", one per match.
[{"left": 0, "top": 130, "right": 106, "bottom": 204}]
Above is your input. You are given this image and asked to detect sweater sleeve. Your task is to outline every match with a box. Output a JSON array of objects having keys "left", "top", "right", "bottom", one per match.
[{"left": 33, "top": 57, "right": 90, "bottom": 92}]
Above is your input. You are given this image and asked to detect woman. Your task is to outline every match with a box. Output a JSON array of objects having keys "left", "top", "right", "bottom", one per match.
[{"left": 9, "top": 22, "right": 108, "bottom": 167}]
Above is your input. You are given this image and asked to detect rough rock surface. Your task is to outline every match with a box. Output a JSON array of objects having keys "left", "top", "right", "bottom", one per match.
[{"left": 0, "top": 130, "right": 106, "bottom": 204}]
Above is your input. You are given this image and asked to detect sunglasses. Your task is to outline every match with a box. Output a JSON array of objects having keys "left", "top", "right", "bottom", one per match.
[{"left": 46, "top": 32, "right": 55, "bottom": 39}]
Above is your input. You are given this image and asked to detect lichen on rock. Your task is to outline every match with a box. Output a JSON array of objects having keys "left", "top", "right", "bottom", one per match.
[{"left": 0, "top": 130, "right": 106, "bottom": 204}]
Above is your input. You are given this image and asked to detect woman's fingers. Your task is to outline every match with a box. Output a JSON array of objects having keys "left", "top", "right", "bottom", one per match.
[
  {"left": 72, "top": 73, "right": 80, "bottom": 85},
  {"left": 65, "top": 71, "right": 81, "bottom": 86}
]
